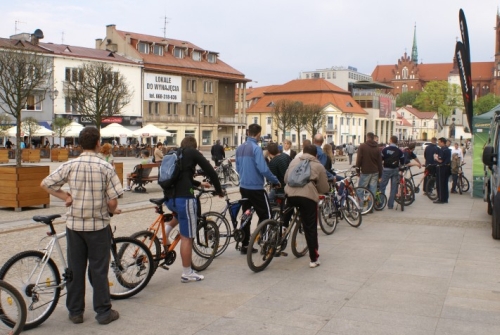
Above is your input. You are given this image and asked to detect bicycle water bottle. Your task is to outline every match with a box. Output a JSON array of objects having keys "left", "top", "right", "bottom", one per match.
[{"left": 241, "top": 209, "right": 251, "bottom": 222}]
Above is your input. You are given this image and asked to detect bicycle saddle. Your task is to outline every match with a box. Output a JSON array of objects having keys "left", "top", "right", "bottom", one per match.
[
  {"left": 33, "top": 214, "right": 62, "bottom": 224},
  {"left": 149, "top": 198, "right": 165, "bottom": 206}
]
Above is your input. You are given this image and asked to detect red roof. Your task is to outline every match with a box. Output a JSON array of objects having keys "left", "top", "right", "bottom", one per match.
[
  {"left": 247, "top": 79, "right": 366, "bottom": 114},
  {"left": 397, "top": 106, "right": 436, "bottom": 119},
  {"left": 0, "top": 37, "right": 50, "bottom": 53},
  {"left": 114, "top": 29, "right": 247, "bottom": 82},
  {"left": 40, "top": 42, "right": 136, "bottom": 64}
]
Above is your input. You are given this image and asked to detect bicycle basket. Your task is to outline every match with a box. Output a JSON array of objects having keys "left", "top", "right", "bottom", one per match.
[{"left": 229, "top": 202, "right": 242, "bottom": 221}]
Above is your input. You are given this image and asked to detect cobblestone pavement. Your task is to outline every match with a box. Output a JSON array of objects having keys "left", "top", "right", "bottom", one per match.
[{"left": 2, "top": 150, "right": 500, "bottom": 334}]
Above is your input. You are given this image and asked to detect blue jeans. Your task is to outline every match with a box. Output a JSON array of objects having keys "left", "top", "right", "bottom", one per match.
[
  {"left": 380, "top": 168, "right": 399, "bottom": 208},
  {"left": 358, "top": 173, "right": 378, "bottom": 198}
]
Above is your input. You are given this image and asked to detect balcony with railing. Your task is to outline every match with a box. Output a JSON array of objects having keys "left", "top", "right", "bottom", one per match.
[{"left": 144, "top": 114, "right": 242, "bottom": 125}]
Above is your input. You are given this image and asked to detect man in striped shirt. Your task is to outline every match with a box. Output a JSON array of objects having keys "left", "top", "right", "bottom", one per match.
[{"left": 41, "top": 127, "right": 123, "bottom": 326}]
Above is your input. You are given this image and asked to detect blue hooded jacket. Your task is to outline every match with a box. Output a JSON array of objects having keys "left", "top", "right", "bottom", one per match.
[{"left": 236, "top": 137, "right": 279, "bottom": 189}]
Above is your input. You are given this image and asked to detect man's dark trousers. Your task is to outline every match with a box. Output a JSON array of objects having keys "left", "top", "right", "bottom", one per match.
[
  {"left": 286, "top": 196, "right": 319, "bottom": 262},
  {"left": 239, "top": 188, "right": 271, "bottom": 247}
]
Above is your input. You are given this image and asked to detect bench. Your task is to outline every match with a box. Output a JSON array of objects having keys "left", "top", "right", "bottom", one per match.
[{"left": 127, "top": 163, "right": 160, "bottom": 193}]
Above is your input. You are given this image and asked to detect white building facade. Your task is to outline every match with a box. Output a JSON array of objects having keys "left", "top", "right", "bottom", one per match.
[{"left": 299, "top": 66, "right": 372, "bottom": 91}]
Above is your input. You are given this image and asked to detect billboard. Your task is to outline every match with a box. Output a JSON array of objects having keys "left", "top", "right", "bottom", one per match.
[
  {"left": 143, "top": 73, "right": 182, "bottom": 102},
  {"left": 379, "top": 96, "right": 391, "bottom": 118}
]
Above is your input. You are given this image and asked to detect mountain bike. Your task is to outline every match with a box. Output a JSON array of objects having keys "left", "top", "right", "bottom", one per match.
[
  {"left": 395, "top": 166, "right": 415, "bottom": 211},
  {"left": 0, "top": 215, "right": 154, "bottom": 330},
  {"left": 373, "top": 185, "right": 387, "bottom": 211},
  {"left": 453, "top": 162, "right": 470, "bottom": 194},
  {"left": 201, "top": 184, "right": 260, "bottom": 257},
  {"left": 318, "top": 178, "right": 362, "bottom": 234},
  {"left": 247, "top": 197, "right": 308, "bottom": 272},
  {"left": 215, "top": 156, "right": 240, "bottom": 186},
  {"left": 130, "top": 187, "right": 220, "bottom": 272},
  {"left": 336, "top": 168, "right": 374, "bottom": 215},
  {"left": 0, "top": 279, "right": 27, "bottom": 335},
  {"left": 425, "top": 165, "right": 439, "bottom": 201}
]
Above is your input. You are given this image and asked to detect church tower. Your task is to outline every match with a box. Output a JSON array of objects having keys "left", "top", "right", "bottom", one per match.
[{"left": 411, "top": 24, "right": 418, "bottom": 64}]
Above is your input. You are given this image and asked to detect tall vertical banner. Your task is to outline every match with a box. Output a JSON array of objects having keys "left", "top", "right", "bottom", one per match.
[{"left": 457, "top": 9, "right": 473, "bottom": 129}]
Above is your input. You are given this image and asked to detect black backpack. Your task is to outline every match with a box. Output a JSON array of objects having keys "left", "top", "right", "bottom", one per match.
[{"left": 383, "top": 149, "right": 401, "bottom": 168}]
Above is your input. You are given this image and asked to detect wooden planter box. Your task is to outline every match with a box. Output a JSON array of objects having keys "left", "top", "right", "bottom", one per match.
[
  {"left": 114, "top": 162, "right": 123, "bottom": 186},
  {"left": 0, "top": 165, "right": 50, "bottom": 212},
  {"left": 0, "top": 149, "right": 9, "bottom": 164},
  {"left": 51, "top": 148, "right": 69, "bottom": 162},
  {"left": 21, "top": 149, "right": 41, "bottom": 163}
]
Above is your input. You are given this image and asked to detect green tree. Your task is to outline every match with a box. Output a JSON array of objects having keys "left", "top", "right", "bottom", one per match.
[
  {"left": 272, "top": 99, "right": 295, "bottom": 142},
  {"left": 302, "top": 104, "right": 325, "bottom": 141},
  {"left": 414, "top": 81, "right": 462, "bottom": 131},
  {"left": 52, "top": 117, "right": 71, "bottom": 147},
  {"left": 474, "top": 93, "right": 500, "bottom": 115},
  {"left": 66, "top": 62, "right": 132, "bottom": 129},
  {"left": 396, "top": 91, "right": 420, "bottom": 107},
  {"left": 288, "top": 101, "right": 305, "bottom": 149},
  {"left": 0, "top": 114, "right": 12, "bottom": 134},
  {"left": 0, "top": 49, "right": 52, "bottom": 166},
  {"left": 21, "top": 117, "right": 41, "bottom": 148}
]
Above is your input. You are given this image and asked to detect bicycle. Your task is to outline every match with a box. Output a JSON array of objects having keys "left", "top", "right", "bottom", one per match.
[
  {"left": 215, "top": 156, "right": 240, "bottom": 186},
  {"left": 394, "top": 165, "right": 415, "bottom": 211},
  {"left": 452, "top": 162, "right": 470, "bottom": 194},
  {"left": 247, "top": 196, "right": 309, "bottom": 272},
  {"left": 0, "top": 215, "right": 154, "bottom": 330},
  {"left": 318, "top": 178, "right": 362, "bottom": 234},
  {"left": 404, "top": 165, "right": 430, "bottom": 195},
  {"left": 0, "top": 279, "right": 27, "bottom": 335},
  {"left": 201, "top": 184, "right": 261, "bottom": 257},
  {"left": 337, "top": 168, "right": 374, "bottom": 215},
  {"left": 130, "top": 187, "right": 220, "bottom": 272},
  {"left": 373, "top": 184, "right": 388, "bottom": 211},
  {"left": 425, "top": 164, "right": 442, "bottom": 201}
]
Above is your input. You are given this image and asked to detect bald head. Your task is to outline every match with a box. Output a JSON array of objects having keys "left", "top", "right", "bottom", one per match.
[{"left": 313, "top": 134, "right": 324, "bottom": 145}]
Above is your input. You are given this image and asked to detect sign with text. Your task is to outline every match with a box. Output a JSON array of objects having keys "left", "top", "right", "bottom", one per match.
[{"left": 144, "top": 73, "right": 182, "bottom": 102}]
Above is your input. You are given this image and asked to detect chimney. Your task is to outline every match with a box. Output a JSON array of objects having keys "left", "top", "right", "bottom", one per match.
[
  {"left": 95, "top": 38, "right": 102, "bottom": 49},
  {"left": 125, "top": 33, "right": 131, "bottom": 44},
  {"left": 106, "top": 24, "right": 116, "bottom": 41}
]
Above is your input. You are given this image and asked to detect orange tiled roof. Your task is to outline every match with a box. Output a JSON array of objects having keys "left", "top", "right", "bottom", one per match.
[
  {"left": 247, "top": 79, "right": 366, "bottom": 115},
  {"left": 40, "top": 42, "right": 136, "bottom": 64},
  {"left": 115, "top": 29, "right": 247, "bottom": 82},
  {"left": 372, "top": 62, "right": 494, "bottom": 82}
]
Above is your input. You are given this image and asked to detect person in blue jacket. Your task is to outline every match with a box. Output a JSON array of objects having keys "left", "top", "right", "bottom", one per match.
[{"left": 236, "top": 123, "right": 279, "bottom": 254}]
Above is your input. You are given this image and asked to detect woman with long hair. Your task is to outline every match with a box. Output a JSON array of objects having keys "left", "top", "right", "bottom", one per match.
[{"left": 323, "top": 143, "right": 334, "bottom": 174}]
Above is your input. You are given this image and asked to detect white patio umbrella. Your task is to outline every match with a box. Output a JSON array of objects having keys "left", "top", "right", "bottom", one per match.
[
  {"left": 132, "top": 124, "right": 171, "bottom": 137},
  {"left": 100, "top": 123, "right": 134, "bottom": 138},
  {"left": 64, "top": 122, "right": 85, "bottom": 137},
  {"left": 4, "top": 126, "right": 23, "bottom": 137},
  {"left": 31, "top": 126, "right": 54, "bottom": 137}
]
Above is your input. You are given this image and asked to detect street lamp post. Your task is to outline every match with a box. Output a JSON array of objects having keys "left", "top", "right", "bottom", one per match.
[
  {"left": 49, "top": 88, "right": 58, "bottom": 145},
  {"left": 197, "top": 101, "right": 203, "bottom": 147}
]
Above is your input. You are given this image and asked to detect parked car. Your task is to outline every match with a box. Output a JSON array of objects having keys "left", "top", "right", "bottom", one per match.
[
  {"left": 482, "top": 111, "right": 500, "bottom": 239},
  {"left": 421, "top": 142, "right": 432, "bottom": 151}
]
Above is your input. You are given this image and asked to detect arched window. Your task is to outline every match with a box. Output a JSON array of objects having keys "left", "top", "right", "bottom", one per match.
[
  {"left": 402, "top": 67, "right": 409, "bottom": 79},
  {"left": 402, "top": 84, "right": 408, "bottom": 93}
]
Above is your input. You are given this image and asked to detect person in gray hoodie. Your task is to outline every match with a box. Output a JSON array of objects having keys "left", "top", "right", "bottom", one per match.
[{"left": 285, "top": 144, "right": 329, "bottom": 268}]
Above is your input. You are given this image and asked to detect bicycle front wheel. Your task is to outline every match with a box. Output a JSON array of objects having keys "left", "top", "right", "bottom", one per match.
[
  {"left": 459, "top": 175, "right": 470, "bottom": 193},
  {"left": 291, "top": 217, "right": 308, "bottom": 258},
  {"left": 229, "top": 168, "right": 240, "bottom": 186},
  {"left": 130, "top": 230, "right": 161, "bottom": 270},
  {"left": 353, "top": 187, "right": 374, "bottom": 215},
  {"left": 0, "top": 279, "right": 27, "bottom": 335},
  {"left": 109, "top": 237, "right": 155, "bottom": 300},
  {"left": 318, "top": 196, "right": 338, "bottom": 235},
  {"left": 247, "top": 219, "right": 280, "bottom": 272},
  {"left": 374, "top": 192, "right": 387, "bottom": 211},
  {"left": 343, "top": 196, "right": 362, "bottom": 227},
  {"left": 203, "top": 212, "right": 231, "bottom": 257},
  {"left": 426, "top": 177, "right": 438, "bottom": 201},
  {"left": 191, "top": 220, "right": 219, "bottom": 271},
  {"left": 0, "top": 250, "right": 61, "bottom": 330}
]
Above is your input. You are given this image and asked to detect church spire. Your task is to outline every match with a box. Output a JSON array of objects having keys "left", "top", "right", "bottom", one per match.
[{"left": 411, "top": 23, "right": 418, "bottom": 64}]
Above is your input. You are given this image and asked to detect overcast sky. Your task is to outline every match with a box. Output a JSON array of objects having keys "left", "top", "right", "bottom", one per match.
[{"left": 1, "top": 0, "right": 498, "bottom": 86}]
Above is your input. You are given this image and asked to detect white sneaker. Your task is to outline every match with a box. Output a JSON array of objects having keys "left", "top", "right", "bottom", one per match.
[
  {"left": 181, "top": 271, "right": 204, "bottom": 283},
  {"left": 309, "top": 260, "right": 321, "bottom": 268},
  {"left": 123, "top": 187, "right": 131, "bottom": 192}
]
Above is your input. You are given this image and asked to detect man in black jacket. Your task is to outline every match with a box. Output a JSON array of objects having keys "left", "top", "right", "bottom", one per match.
[
  {"left": 423, "top": 137, "right": 439, "bottom": 194},
  {"left": 164, "top": 136, "right": 223, "bottom": 283},
  {"left": 211, "top": 139, "right": 225, "bottom": 166},
  {"left": 434, "top": 137, "right": 451, "bottom": 204}
]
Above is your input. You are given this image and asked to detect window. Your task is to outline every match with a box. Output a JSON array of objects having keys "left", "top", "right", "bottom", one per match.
[
  {"left": 24, "top": 95, "right": 42, "bottom": 111},
  {"left": 65, "top": 68, "right": 83, "bottom": 82},
  {"left": 340, "top": 117, "right": 344, "bottom": 125},
  {"left": 191, "top": 104, "right": 196, "bottom": 116},
  {"left": 204, "top": 81, "right": 213, "bottom": 93},
  {"left": 402, "top": 67, "right": 408, "bottom": 79},
  {"left": 65, "top": 97, "right": 78, "bottom": 113},
  {"left": 154, "top": 102, "right": 159, "bottom": 115},
  {"left": 186, "top": 104, "right": 191, "bottom": 116},
  {"left": 138, "top": 42, "right": 149, "bottom": 54},
  {"left": 402, "top": 84, "right": 408, "bottom": 93},
  {"left": 292, "top": 134, "right": 296, "bottom": 142},
  {"left": 306, "top": 74, "right": 310, "bottom": 79},
  {"left": 253, "top": 117, "right": 258, "bottom": 124},
  {"left": 185, "top": 130, "right": 195, "bottom": 138},
  {"left": 187, "top": 79, "right": 191, "bottom": 92},
  {"left": 167, "top": 103, "right": 178, "bottom": 115},
  {"left": 209, "top": 105, "right": 213, "bottom": 116},
  {"left": 267, "top": 117, "right": 272, "bottom": 125},
  {"left": 424, "top": 122, "right": 427, "bottom": 127},
  {"left": 191, "top": 80, "right": 197, "bottom": 92},
  {"left": 412, "top": 120, "right": 416, "bottom": 126},
  {"left": 192, "top": 51, "right": 201, "bottom": 61},
  {"left": 358, "top": 118, "right": 361, "bottom": 126},
  {"left": 153, "top": 45, "right": 163, "bottom": 56},
  {"left": 302, "top": 134, "right": 306, "bottom": 141},
  {"left": 327, "top": 72, "right": 331, "bottom": 79},
  {"left": 207, "top": 53, "right": 216, "bottom": 63},
  {"left": 174, "top": 47, "right": 184, "bottom": 59},
  {"left": 203, "top": 105, "right": 208, "bottom": 116}
]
